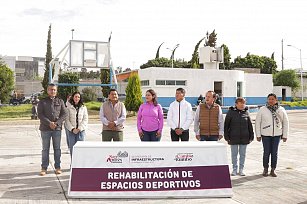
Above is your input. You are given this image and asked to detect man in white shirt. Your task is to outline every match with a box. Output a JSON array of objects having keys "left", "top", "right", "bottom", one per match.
[{"left": 167, "top": 88, "right": 193, "bottom": 141}]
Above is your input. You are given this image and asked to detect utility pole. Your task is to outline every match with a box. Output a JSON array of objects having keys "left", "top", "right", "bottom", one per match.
[
  {"left": 281, "top": 39, "right": 284, "bottom": 70},
  {"left": 287, "top": 44, "right": 304, "bottom": 101}
]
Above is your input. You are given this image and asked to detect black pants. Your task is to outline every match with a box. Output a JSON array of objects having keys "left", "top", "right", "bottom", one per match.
[{"left": 171, "top": 129, "right": 189, "bottom": 141}]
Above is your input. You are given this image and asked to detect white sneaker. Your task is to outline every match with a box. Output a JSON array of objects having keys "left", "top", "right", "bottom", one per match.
[
  {"left": 239, "top": 170, "right": 246, "bottom": 176},
  {"left": 231, "top": 170, "right": 237, "bottom": 176}
]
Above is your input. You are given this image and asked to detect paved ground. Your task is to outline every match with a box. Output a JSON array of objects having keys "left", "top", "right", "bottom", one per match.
[{"left": 0, "top": 110, "right": 307, "bottom": 204}]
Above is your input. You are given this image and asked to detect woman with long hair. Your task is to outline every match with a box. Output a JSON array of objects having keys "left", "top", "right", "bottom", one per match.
[
  {"left": 137, "top": 89, "right": 164, "bottom": 141},
  {"left": 65, "top": 91, "right": 88, "bottom": 157}
]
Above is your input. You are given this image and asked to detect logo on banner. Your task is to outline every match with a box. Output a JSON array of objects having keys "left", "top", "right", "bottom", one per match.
[
  {"left": 106, "top": 155, "right": 122, "bottom": 163},
  {"left": 106, "top": 151, "right": 129, "bottom": 163},
  {"left": 117, "top": 151, "right": 128, "bottom": 157},
  {"left": 174, "top": 153, "right": 193, "bottom": 161},
  {"left": 130, "top": 155, "right": 164, "bottom": 163}
]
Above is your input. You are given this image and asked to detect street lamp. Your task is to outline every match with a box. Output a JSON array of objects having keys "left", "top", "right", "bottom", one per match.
[
  {"left": 71, "top": 29, "right": 75, "bottom": 40},
  {"left": 287, "top": 44, "right": 304, "bottom": 101},
  {"left": 167, "top": 44, "right": 180, "bottom": 68}
]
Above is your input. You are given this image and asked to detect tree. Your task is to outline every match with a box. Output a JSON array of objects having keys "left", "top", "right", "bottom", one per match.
[
  {"left": 125, "top": 73, "right": 143, "bottom": 112},
  {"left": 173, "top": 58, "right": 191, "bottom": 68},
  {"left": 42, "top": 24, "right": 54, "bottom": 94},
  {"left": 100, "top": 69, "right": 110, "bottom": 98},
  {"left": 155, "top": 42, "right": 164, "bottom": 59},
  {"left": 57, "top": 72, "right": 79, "bottom": 100},
  {"left": 231, "top": 53, "right": 277, "bottom": 74},
  {"left": 82, "top": 87, "right": 98, "bottom": 102},
  {"left": 140, "top": 57, "right": 191, "bottom": 69},
  {"left": 205, "top": 30, "right": 217, "bottom": 47},
  {"left": 140, "top": 57, "right": 171, "bottom": 69},
  {"left": 273, "top": 70, "right": 300, "bottom": 90},
  {"left": 262, "top": 56, "right": 278, "bottom": 74},
  {"left": 219, "top": 44, "right": 232, "bottom": 70},
  {"left": 0, "top": 60, "right": 14, "bottom": 103},
  {"left": 190, "top": 36, "right": 206, "bottom": 68}
]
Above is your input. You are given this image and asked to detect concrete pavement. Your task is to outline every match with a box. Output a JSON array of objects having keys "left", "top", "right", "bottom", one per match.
[{"left": 0, "top": 110, "right": 307, "bottom": 204}]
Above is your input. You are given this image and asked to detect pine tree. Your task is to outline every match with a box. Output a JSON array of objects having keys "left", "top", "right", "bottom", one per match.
[
  {"left": 57, "top": 72, "right": 79, "bottom": 100},
  {"left": 205, "top": 29, "right": 217, "bottom": 47},
  {"left": 124, "top": 73, "right": 143, "bottom": 113},
  {"left": 41, "top": 24, "right": 54, "bottom": 94},
  {"left": 219, "top": 44, "right": 232, "bottom": 70}
]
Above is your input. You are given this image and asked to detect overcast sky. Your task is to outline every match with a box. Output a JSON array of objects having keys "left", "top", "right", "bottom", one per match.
[{"left": 1, "top": 0, "right": 306, "bottom": 70}]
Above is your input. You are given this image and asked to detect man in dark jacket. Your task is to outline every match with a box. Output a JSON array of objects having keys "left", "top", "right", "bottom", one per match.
[
  {"left": 224, "top": 97, "right": 254, "bottom": 176},
  {"left": 37, "top": 84, "right": 68, "bottom": 176}
]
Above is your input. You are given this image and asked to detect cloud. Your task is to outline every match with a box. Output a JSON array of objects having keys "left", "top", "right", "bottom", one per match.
[
  {"left": 21, "top": 8, "right": 79, "bottom": 21},
  {"left": 95, "top": 0, "right": 118, "bottom": 5}
]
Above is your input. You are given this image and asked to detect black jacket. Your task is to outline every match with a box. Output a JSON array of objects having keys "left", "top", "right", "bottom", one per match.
[
  {"left": 37, "top": 96, "right": 68, "bottom": 131},
  {"left": 224, "top": 106, "right": 254, "bottom": 145}
]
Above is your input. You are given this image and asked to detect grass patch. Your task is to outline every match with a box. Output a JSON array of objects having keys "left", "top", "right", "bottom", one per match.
[
  {"left": 0, "top": 102, "right": 102, "bottom": 120},
  {"left": 85, "top": 101, "right": 102, "bottom": 111},
  {"left": 0, "top": 104, "right": 32, "bottom": 119}
]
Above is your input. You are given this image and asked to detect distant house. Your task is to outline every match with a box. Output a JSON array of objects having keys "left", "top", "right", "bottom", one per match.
[{"left": 116, "top": 70, "right": 138, "bottom": 95}]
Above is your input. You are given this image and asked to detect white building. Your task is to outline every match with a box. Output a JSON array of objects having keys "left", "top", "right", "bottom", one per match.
[{"left": 138, "top": 67, "right": 289, "bottom": 107}]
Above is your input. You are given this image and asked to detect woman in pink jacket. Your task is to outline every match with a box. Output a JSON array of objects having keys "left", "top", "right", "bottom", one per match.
[{"left": 137, "top": 89, "right": 164, "bottom": 141}]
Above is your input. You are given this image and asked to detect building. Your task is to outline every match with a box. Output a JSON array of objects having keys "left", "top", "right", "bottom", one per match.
[
  {"left": 134, "top": 46, "right": 293, "bottom": 107},
  {"left": 1, "top": 55, "right": 45, "bottom": 96},
  {"left": 138, "top": 67, "right": 282, "bottom": 107},
  {"left": 293, "top": 69, "right": 307, "bottom": 100}
]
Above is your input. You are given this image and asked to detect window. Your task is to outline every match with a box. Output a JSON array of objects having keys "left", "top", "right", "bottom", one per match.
[
  {"left": 166, "top": 80, "right": 175, "bottom": 85},
  {"left": 156, "top": 80, "right": 186, "bottom": 86},
  {"left": 156, "top": 80, "right": 165, "bottom": 85},
  {"left": 176, "top": 80, "right": 186, "bottom": 86},
  {"left": 141, "top": 80, "right": 149, "bottom": 86}
]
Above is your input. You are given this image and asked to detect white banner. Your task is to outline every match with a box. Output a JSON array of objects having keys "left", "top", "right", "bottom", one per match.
[{"left": 68, "top": 142, "right": 233, "bottom": 198}]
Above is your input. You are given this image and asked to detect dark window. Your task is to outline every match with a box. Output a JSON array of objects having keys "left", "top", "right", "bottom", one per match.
[
  {"left": 141, "top": 80, "right": 149, "bottom": 86},
  {"left": 156, "top": 80, "right": 165, "bottom": 85},
  {"left": 176, "top": 80, "right": 186, "bottom": 86},
  {"left": 166, "top": 80, "right": 175, "bottom": 85}
]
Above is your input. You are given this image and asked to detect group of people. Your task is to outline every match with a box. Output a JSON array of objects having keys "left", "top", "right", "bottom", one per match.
[
  {"left": 37, "top": 84, "right": 88, "bottom": 176},
  {"left": 37, "top": 84, "right": 289, "bottom": 179}
]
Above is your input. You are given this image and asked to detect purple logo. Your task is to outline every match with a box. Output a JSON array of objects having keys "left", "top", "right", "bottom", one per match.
[{"left": 174, "top": 153, "right": 193, "bottom": 162}]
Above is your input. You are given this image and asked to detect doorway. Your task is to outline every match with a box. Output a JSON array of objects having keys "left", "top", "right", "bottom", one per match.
[
  {"left": 214, "top": 81, "right": 223, "bottom": 105},
  {"left": 282, "top": 88, "right": 286, "bottom": 101}
]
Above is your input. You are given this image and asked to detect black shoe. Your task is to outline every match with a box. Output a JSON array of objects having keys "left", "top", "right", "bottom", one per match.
[
  {"left": 263, "top": 168, "right": 269, "bottom": 177},
  {"left": 270, "top": 168, "right": 277, "bottom": 177}
]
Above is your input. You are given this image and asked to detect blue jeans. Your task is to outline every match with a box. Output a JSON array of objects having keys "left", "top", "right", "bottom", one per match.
[
  {"left": 141, "top": 129, "right": 161, "bottom": 142},
  {"left": 200, "top": 135, "right": 218, "bottom": 141},
  {"left": 68, "top": 130, "right": 85, "bottom": 156},
  {"left": 65, "top": 126, "right": 70, "bottom": 148},
  {"left": 231, "top": 144, "right": 247, "bottom": 171},
  {"left": 41, "top": 130, "right": 61, "bottom": 169},
  {"left": 262, "top": 136, "right": 281, "bottom": 169}
]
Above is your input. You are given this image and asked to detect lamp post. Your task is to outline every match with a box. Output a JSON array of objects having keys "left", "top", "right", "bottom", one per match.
[
  {"left": 71, "top": 29, "right": 75, "bottom": 40},
  {"left": 287, "top": 44, "right": 304, "bottom": 101},
  {"left": 167, "top": 44, "right": 180, "bottom": 68}
]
